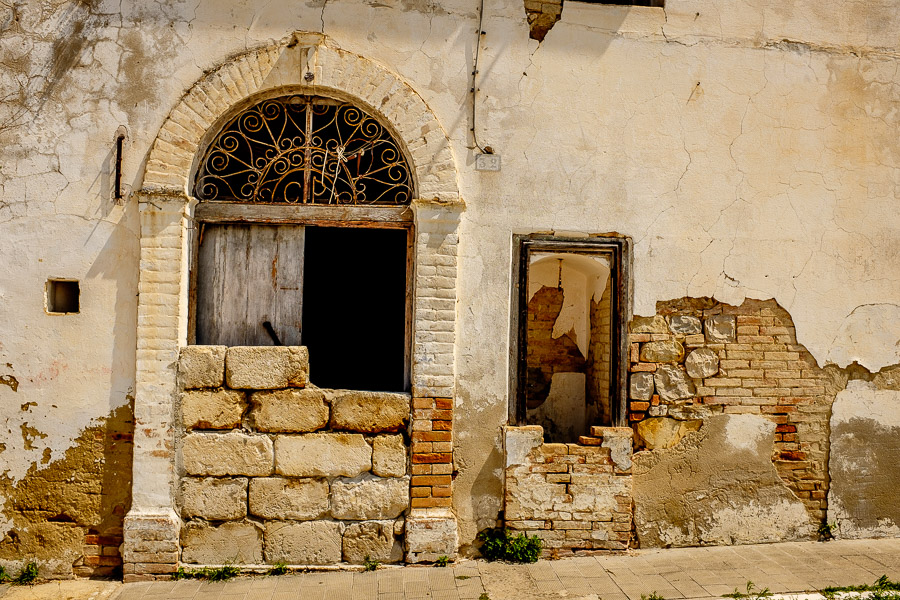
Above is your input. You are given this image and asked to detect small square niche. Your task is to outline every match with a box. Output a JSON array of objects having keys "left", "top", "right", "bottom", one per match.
[{"left": 47, "top": 279, "right": 80, "bottom": 314}]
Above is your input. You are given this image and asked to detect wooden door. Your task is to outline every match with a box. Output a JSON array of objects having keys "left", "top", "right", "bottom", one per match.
[{"left": 195, "top": 224, "right": 304, "bottom": 346}]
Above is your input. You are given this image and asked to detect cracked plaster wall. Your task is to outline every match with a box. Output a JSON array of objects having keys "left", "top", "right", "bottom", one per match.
[{"left": 0, "top": 0, "right": 898, "bottom": 563}]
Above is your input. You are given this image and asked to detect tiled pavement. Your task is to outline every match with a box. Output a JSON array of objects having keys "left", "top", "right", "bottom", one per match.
[{"left": 7, "top": 538, "right": 900, "bottom": 600}]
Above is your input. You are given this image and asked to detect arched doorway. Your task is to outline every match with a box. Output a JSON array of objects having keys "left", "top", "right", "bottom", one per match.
[{"left": 126, "top": 38, "right": 464, "bottom": 575}]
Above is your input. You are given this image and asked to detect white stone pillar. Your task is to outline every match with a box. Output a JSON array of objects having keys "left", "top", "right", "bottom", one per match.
[{"left": 123, "top": 191, "right": 193, "bottom": 581}]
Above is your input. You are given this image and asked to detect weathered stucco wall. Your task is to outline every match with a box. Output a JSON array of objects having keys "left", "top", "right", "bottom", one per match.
[
  {"left": 0, "top": 0, "right": 898, "bottom": 572},
  {"left": 828, "top": 379, "right": 900, "bottom": 539},
  {"left": 633, "top": 413, "right": 815, "bottom": 547}
]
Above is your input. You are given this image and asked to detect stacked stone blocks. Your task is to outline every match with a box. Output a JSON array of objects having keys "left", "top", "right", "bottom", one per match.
[
  {"left": 628, "top": 299, "right": 831, "bottom": 520},
  {"left": 504, "top": 425, "right": 633, "bottom": 557},
  {"left": 178, "top": 345, "right": 410, "bottom": 566}
]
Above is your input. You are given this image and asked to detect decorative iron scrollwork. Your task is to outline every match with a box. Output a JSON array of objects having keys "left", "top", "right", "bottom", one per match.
[{"left": 195, "top": 96, "right": 413, "bottom": 205}]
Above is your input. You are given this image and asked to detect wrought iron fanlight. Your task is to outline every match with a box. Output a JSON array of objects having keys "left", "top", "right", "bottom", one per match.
[{"left": 195, "top": 95, "right": 413, "bottom": 205}]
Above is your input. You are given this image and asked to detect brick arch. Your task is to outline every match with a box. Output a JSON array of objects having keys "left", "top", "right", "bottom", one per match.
[{"left": 140, "top": 36, "right": 459, "bottom": 201}]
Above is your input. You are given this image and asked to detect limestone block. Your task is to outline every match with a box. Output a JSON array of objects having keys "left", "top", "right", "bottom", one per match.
[
  {"left": 265, "top": 521, "right": 342, "bottom": 565},
  {"left": 181, "top": 521, "right": 263, "bottom": 564},
  {"left": 668, "top": 316, "right": 702, "bottom": 335},
  {"left": 630, "top": 315, "right": 667, "bottom": 333},
  {"left": 183, "top": 432, "right": 274, "bottom": 476},
  {"left": 343, "top": 521, "right": 403, "bottom": 564},
  {"left": 275, "top": 433, "right": 371, "bottom": 477},
  {"left": 249, "top": 388, "right": 328, "bottom": 433},
  {"left": 180, "top": 345, "right": 226, "bottom": 389},
  {"left": 329, "top": 391, "right": 410, "bottom": 433},
  {"left": 685, "top": 347, "right": 720, "bottom": 379},
  {"left": 249, "top": 477, "right": 329, "bottom": 520},
  {"left": 591, "top": 426, "right": 633, "bottom": 472},
  {"left": 629, "top": 372, "right": 654, "bottom": 401},
  {"left": 181, "top": 477, "right": 247, "bottom": 520},
  {"left": 372, "top": 435, "right": 407, "bottom": 477},
  {"left": 640, "top": 340, "right": 684, "bottom": 363},
  {"left": 225, "top": 346, "right": 309, "bottom": 389},
  {"left": 182, "top": 389, "right": 246, "bottom": 430},
  {"left": 705, "top": 315, "right": 736, "bottom": 343},
  {"left": 653, "top": 365, "right": 695, "bottom": 402},
  {"left": 405, "top": 516, "right": 458, "bottom": 563},
  {"left": 331, "top": 474, "right": 410, "bottom": 520},
  {"left": 504, "top": 425, "right": 544, "bottom": 468},
  {"left": 635, "top": 417, "right": 702, "bottom": 450}
]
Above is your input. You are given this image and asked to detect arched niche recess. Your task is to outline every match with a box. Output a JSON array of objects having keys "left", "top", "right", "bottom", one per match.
[{"left": 126, "top": 34, "right": 463, "bottom": 574}]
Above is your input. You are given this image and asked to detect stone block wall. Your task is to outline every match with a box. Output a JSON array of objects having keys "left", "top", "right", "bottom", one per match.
[
  {"left": 504, "top": 425, "right": 633, "bottom": 557},
  {"left": 627, "top": 298, "right": 833, "bottom": 521},
  {"left": 177, "top": 346, "right": 410, "bottom": 566}
]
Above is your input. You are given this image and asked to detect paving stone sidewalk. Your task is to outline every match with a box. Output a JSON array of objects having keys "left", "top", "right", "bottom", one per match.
[{"left": 5, "top": 538, "right": 900, "bottom": 600}]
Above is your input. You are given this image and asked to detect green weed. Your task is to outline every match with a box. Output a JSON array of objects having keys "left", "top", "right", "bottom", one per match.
[
  {"left": 171, "top": 564, "right": 240, "bottom": 582},
  {"left": 363, "top": 555, "right": 380, "bottom": 572},
  {"left": 724, "top": 581, "right": 772, "bottom": 600},
  {"left": 13, "top": 562, "right": 38, "bottom": 585},
  {"left": 642, "top": 593, "right": 666, "bottom": 600},
  {"left": 822, "top": 575, "right": 900, "bottom": 599},
  {"left": 477, "top": 528, "right": 542, "bottom": 563},
  {"left": 818, "top": 521, "right": 837, "bottom": 541},
  {"left": 267, "top": 561, "right": 289, "bottom": 576},
  {"left": 435, "top": 555, "right": 450, "bottom": 567},
  {"left": 205, "top": 564, "right": 240, "bottom": 582}
]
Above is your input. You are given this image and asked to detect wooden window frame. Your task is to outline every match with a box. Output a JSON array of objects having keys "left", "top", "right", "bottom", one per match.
[
  {"left": 509, "top": 233, "right": 632, "bottom": 428},
  {"left": 188, "top": 202, "right": 415, "bottom": 392}
]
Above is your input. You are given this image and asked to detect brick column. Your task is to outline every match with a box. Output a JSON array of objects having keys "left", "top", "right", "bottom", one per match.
[
  {"left": 411, "top": 397, "right": 453, "bottom": 508},
  {"left": 123, "top": 191, "right": 193, "bottom": 581},
  {"left": 405, "top": 198, "right": 463, "bottom": 563}
]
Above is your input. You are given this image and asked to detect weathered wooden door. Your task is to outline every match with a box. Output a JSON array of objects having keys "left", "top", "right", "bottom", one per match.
[{"left": 195, "top": 224, "right": 304, "bottom": 346}]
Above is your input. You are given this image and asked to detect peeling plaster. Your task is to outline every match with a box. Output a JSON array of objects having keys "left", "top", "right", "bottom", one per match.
[{"left": 0, "top": 0, "right": 896, "bottom": 556}]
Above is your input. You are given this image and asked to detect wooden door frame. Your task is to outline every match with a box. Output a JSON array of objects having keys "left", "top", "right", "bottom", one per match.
[
  {"left": 509, "top": 233, "right": 633, "bottom": 428},
  {"left": 188, "top": 202, "right": 415, "bottom": 392}
]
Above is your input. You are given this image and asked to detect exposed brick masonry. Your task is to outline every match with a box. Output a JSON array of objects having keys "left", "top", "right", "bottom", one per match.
[
  {"left": 627, "top": 299, "right": 832, "bottom": 521},
  {"left": 504, "top": 426, "right": 633, "bottom": 558},
  {"left": 410, "top": 398, "right": 454, "bottom": 510}
]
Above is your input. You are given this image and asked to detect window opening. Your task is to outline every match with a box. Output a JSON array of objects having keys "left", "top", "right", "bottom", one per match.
[
  {"left": 513, "top": 236, "right": 629, "bottom": 442},
  {"left": 46, "top": 279, "right": 80, "bottom": 314},
  {"left": 195, "top": 95, "right": 413, "bottom": 206}
]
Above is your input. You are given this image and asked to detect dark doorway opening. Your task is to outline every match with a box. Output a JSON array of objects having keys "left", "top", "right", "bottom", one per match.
[{"left": 303, "top": 226, "right": 409, "bottom": 392}]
